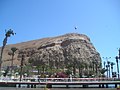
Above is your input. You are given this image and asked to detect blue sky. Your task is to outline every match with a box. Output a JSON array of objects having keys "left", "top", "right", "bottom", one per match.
[{"left": 0, "top": 0, "right": 120, "bottom": 71}]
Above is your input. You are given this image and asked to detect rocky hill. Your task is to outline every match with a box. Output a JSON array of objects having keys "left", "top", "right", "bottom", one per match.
[{"left": 0, "top": 33, "right": 101, "bottom": 75}]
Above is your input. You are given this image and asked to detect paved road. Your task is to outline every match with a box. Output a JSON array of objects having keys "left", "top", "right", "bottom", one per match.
[{"left": 0, "top": 87, "right": 117, "bottom": 90}]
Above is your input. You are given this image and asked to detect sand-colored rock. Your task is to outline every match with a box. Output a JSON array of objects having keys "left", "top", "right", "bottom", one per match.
[{"left": 0, "top": 33, "right": 101, "bottom": 70}]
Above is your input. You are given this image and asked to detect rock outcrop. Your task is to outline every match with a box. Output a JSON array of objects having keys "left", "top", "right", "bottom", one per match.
[{"left": 0, "top": 33, "right": 101, "bottom": 76}]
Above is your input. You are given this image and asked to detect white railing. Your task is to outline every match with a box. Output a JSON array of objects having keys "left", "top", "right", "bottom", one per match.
[
  {"left": 15, "top": 77, "right": 118, "bottom": 82},
  {"left": 0, "top": 77, "right": 118, "bottom": 82}
]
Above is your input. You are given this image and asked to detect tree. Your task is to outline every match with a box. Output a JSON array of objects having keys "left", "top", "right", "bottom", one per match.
[
  {"left": 110, "top": 62, "right": 115, "bottom": 77},
  {"left": 100, "top": 68, "right": 107, "bottom": 77},
  {"left": 0, "top": 29, "right": 15, "bottom": 72},
  {"left": 72, "top": 57, "right": 77, "bottom": 76},
  {"left": 77, "top": 61, "right": 86, "bottom": 77},
  {"left": 82, "top": 62, "right": 88, "bottom": 77},
  {"left": 92, "top": 60, "right": 95, "bottom": 75},
  {"left": 3, "top": 66, "right": 10, "bottom": 77},
  {"left": 18, "top": 50, "right": 26, "bottom": 81},
  {"left": 28, "top": 52, "right": 46, "bottom": 76},
  {"left": 88, "top": 62, "right": 94, "bottom": 77},
  {"left": 116, "top": 56, "right": 119, "bottom": 78},
  {"left": 65, "top": 64, "right": 73, "bottom": 76},
  {"left": 106, "top": 65, "right": 109, "bottom": 78},
  {"left": 93, "top": 59, "right": 98, "bottom": 77},
  {"left": 107, "top": 61, "right": 110, "bottom": 78},
  {"left": 8, "top": 47, "right": 18, "bottom": 75},
  {"left": 103, "top": 61, "right": 106, "bottom": 69}
]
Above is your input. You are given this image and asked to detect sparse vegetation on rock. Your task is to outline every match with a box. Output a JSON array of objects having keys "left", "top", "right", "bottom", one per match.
[{"left": 0, "top": 33, "right": 102, "bottom": 77}]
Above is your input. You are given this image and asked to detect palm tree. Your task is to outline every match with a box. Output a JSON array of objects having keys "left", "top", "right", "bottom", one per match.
[
  {"left": 89, "top": 62, "right": 94, "bottom": 77},
  {"left": 107, "top": 61, "right": 110, "bottom": 78},
  {"left": 100, "top": 68, "right": 107, "bottom": 77},
  {"left": 110, "top": 62, "right": 115, "bottom": 77},
  {"left": 22, "top": 63, "right": 32, "bottom": 77},
  {"left": 28, "top": 58, "right": 35, "bottom": 76},
  {"left": 106, "top": 65, "right": 109, "bottom": 78},
  {"left": 18, "top": 50, "right": 26, "bottom": 81},
  {"left": 103, "top": 61, "right": 106, "bottom": 69},
  {"left": 28, "top": 52, "right": 47, "bottom": 76},
  {"left": 72, "top": 58, "right": 77, "bottom": 76},
  {"left": 82, "top": 62, "right": 88, "bottom": 77},
  {"left": 92, "top": 60, "right": 95, "bottom": 75},
  {"left": 93, "top": 59, "right": 98, "bottom": 77},
  {"left": 65, "top": 63, "right": 73, "bottom": 76},
  {"left": 20, "top": 54, "right": 25, "bottom": 81},
  {"left": 76, "top": 61, "right": 84, "bottom": 78},
  {"left": 8, "top": 47, "right": 18, "bottom": 75},
  {"left": 0, "top": 29, "right": 15, "bottom": 72},
  {"left": 116, "top": 56, "right": 119, "bottom": 78},
  {"left": 92, "top": 58, "right": 101, "bottom": 77}
]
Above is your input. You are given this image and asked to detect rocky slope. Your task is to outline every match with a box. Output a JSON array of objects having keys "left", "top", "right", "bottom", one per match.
[{"left": 0, "top": 33, "right": 101, "bottom": 71}]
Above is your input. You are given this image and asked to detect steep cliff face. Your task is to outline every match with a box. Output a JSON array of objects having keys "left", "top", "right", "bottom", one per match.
[{"left": 1, "top": 33, "right": 101, "bottom": 72}]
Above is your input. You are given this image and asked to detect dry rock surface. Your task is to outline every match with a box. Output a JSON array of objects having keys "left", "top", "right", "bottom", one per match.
[{"left": 0, "top": 33, "right": 101, "bottom": 69}]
